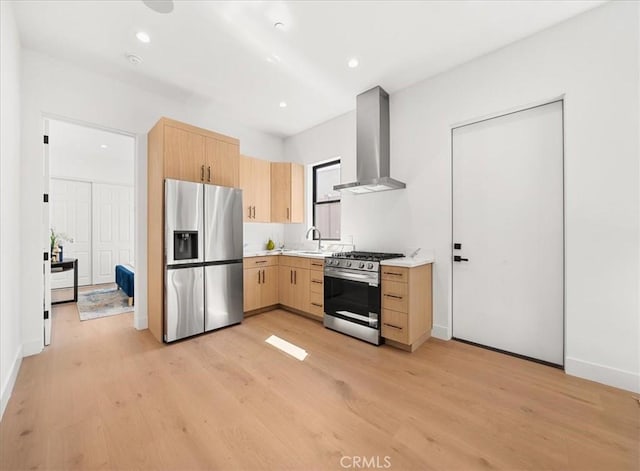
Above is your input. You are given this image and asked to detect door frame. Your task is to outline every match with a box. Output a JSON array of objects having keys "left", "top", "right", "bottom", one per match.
[
  {"left": 42, "top": 113, "right": 143, "bottom": 338},
  {"left": 449, "top": 97, "right": 566, "bottom": 367}
]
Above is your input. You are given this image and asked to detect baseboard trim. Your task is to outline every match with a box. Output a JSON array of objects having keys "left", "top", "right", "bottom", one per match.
[
  {"left": 431, "top": 324, "right": 450, "bottom": 340},
  {"left": 565, "top": 357, "right": 639, "bottom": 393},
  {"left": 22, "top": 339, "right": 43, "bottom": 357},
  {"left": 1, "top": 345, "right": 23, "bottom": 421},
  {"left": 134, "top": 312, "right": 148, "bottom": 330}
]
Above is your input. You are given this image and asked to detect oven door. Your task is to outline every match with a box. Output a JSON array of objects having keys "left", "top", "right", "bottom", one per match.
[{"left": 324, "top": 268, "right": 380, "bottom": 328}]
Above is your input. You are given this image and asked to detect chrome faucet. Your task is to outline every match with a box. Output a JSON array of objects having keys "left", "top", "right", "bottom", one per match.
[{"left": 305, "top": 226, "right": 322, "bottom": 252}]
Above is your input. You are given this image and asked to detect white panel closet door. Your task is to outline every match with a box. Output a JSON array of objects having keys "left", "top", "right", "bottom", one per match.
[
  {"left": 92, "top": 183, "right": 134, "bottom": 285},
  {"left": 452, "top": 101, "right": 564, "bottom": 366},
  {"left": 50, "top": 179, "right": 92, "bottom": 287}
]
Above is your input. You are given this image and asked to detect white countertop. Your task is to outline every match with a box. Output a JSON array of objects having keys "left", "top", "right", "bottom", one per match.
[
  {"left": 243, "top": 250, "right": 330, "bottom": 260},
  {"left": 381, "top": 256, "right": 434, "bottom": 268}
]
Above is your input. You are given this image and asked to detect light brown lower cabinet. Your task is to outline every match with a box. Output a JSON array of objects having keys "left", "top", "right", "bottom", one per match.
[
  {"left": 278, "top": 263, "right": 309, "bottom": 312},
  {"left": 243, "top": 257, "right": 279, "bottom": 312},
  {"left": 381, "top": 263, "right": 433, "bottom": 352}
]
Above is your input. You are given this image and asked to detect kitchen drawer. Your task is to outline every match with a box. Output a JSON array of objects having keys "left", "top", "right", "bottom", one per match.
[
  {"left": 279, "top": 255, "right": 310, "bottom": 269},
  {"left": 244, "top": 256, "right": 278, "bottom": 269},
  {"left": 381, "top": 266, "right": 409, "bottom": 283},
  {"left": 309, "top": 273, "right": 324, "bottom": 294},
  {"left": 309, "top": 259, "right": 324, "bottom": 271},
  {"left": 381, "top": 309, "right": 409, "bottom": 344},
  {"left": 308, "top": 291, "right": 324, "bottom": 319},
  {"left": 382, "top": 280, "right": 408, "bottom": 312}
]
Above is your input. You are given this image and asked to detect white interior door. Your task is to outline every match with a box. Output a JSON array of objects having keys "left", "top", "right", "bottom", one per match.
[
  {"left": 452, "top": 101, "right": 564, "bottom": 366},
  {"left": 50, "top": 179, "right": 92, "bottom": 287},
  {"left": 92, "top": 183, "right": 134, "bottom": 285}
]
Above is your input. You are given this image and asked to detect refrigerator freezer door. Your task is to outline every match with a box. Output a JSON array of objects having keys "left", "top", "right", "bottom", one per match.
[
  {"left": 165, "top": 267, "right": 205, "bottom": 342},
  {"left": 165, "top": 179, "right": 204, "bottom": 265},
  {"left": 204, "top": 185, "right": 243, "bottom": 262},
  {"left": 205, "top": 262, "right": 243, "bottom": 331}
]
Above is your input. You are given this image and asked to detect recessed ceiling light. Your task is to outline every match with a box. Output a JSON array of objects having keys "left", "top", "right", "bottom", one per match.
[
  {"left": 136, "top": 31, "right": 151, "bottom": 43},
  {"left": 100, "top": 144, "right": 108, "bottom": 149},
  {"left": 279, "top": 101, "right": 287, "bottom": 108},
  {"left": 126, "top": 53, "right": 143, "bottom": 65},
  {"left": 274, "top": 22, "right": 285, "bottom": 30},
  {"left": 348, "top": 58, "right": 359, "bottom": 68},
  {"left": 143, "top": 0, "right": 174, "bottom": 14}
]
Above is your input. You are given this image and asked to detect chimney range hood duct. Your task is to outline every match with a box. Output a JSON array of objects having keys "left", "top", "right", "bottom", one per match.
[{"left": 334, "top": 86, "right": 406, "bottom": 194}]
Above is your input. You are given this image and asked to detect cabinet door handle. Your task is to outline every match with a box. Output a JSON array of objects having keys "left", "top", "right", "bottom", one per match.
[
  {"left": 257, "top": 271, "right": 261, "bottom": 285},
  {"left": 262, "top": 269, "right": 266, "bottom": 283},
  {"left": 255, "top": 260, "right": 267, "bottom": 264},
  {"left": 311, "top": 302, "right": 322, "bottom": 307},
  {"left": 383, "top": 323, "right": 403, "bottom": 330},
  {"left": 294, "top": 270, "right": 297, "bottom": 284},
  {"left": 383, "top": 271, "right": 403, "bottom": 277},
  {"left": 252, "top": 206, "right": 256, "bottom": 218},
  {"left": 384, "top": 294, "right": 403, "bottom": 300},
  {"left": 311, "top": 279, "right": 322, "bottom": 284},
  {"left": 311, "top": 263, "right": 323, "bottom": 268},
  {"left": 248, "top": 206, "right": 252, "bottom": 218},
  {"left": 290, "top": 269, "right": 293, "bottom": 284},
  {"left": 286, "top": 207, "right": 290, "bottom": 220},
  {"left": 201, "top": 165, "right": 205, "bottom": 181},
  {"left": 207, "top": 166, "right": 211, "bottom": 182}
]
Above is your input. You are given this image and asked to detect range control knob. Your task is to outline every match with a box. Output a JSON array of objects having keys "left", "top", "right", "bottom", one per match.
[
  {"left": 345, "top": 261, "right": 352, "bottom": 267},
  {"left": 358, "top": 262, "right": 365, "bottom": 268},
  {"left": 367, "top": 263, "right": 374, "bottom": 269}
]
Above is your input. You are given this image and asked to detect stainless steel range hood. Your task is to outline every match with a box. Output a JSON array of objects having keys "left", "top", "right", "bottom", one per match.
[{"left": 334, "top": 86, "right": 406, "bottom": 194}]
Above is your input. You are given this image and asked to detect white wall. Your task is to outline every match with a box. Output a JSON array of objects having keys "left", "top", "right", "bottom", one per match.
[
  {"left": 0, "top": 1, "right": 23, "bottom": 419},
  {"left": 20, "top": 49, "right": 285, "bottom": 355},
  {"left": 284, "top": 1, "right": 640, "bottom": 392}
]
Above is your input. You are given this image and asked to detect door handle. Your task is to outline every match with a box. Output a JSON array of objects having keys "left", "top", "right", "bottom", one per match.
[
  {"left": 311, "top": 302, "right": 322, "bottom": 307},
  {"left": 262, "top": 269, "right": 265, "bottom": 283},
  {"left": 252, "top": 206, "right": 256, "bottom": 218},
  {"left": 248, "top": 206, "right": 252, "bottom": 219},
  {"left": 201, "top": 165, "right": 205, "bottom": 181},
  {"left": 384, "top": 294, "right": 403, "bottom": 299},
  {"left": 286, "top": 207, "right": 290, "bottom": 220},
  {"left": 383, "top": 322, "right": 403, "bottom": 330},
  {"left": 453, "top": 255, "right": 469, "bottom": 262},
  {"left": 207, "top": 166, "right": 211, "bottom": 182},
  {"left": 290, "top": 269, "right": 293, "bottom": 284},
  {"left": 257, "top": 271, "right": 261, "bottom": 284},
  {"left": 294, "top": 270, "right": 297, "bottom": 284}
]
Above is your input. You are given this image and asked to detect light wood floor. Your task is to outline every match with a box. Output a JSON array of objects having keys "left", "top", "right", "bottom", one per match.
[{"left": 1, "top": 305, "right": 638, "bottom": 470}]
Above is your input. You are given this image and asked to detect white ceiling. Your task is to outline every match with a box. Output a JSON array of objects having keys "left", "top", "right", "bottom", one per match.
[
  {"left": 49, "top": 119, "right": 135, "bottom": 166},
  {"left": 13, "top": 1, "right": 605, "bottom": 137}
]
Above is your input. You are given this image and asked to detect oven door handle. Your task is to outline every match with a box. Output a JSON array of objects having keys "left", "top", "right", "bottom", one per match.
[
  {"left": 336, "top": 310, "right": 379, "bottom": 327},
  {"left": 324, "top": 270, "right": 378, "bottom": 286}
]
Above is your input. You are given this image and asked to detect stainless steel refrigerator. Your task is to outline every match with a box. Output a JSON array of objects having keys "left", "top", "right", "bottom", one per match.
[{"left": 164, "top": 179, "right": 243, "bottom": 342}]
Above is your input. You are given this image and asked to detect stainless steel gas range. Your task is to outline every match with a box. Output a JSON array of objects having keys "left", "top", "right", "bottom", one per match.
[{"left": 323, "top": 251, "right": 404, "bottom": 345}]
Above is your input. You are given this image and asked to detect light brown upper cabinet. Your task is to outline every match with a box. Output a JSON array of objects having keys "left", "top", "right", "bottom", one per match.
[
  {"left": 239, "top": 155, "right": 271, "bottom": 222},
  {"left": 271, "top": 162, "right": 304, "bottom": 223},
  {"left": 206, "top": 137, "right": 239, "bottom": 188},
  {"left": 154, "top": 117, "right": 239, "bottom": 186}
]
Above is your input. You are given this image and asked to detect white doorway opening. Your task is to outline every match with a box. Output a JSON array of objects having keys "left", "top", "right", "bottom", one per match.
[{"left": 44, "top": 118, "right": 136, "bottom": 344}]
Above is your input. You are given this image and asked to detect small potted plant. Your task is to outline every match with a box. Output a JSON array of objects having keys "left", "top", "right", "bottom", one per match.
[{"left": 50, "top": 229, "right": 74, "bottom": 262}]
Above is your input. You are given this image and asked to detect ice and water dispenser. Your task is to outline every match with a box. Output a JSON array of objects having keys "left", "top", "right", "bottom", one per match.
[{"left": 173, "top": 231, "right": 198, "bottom": 261}]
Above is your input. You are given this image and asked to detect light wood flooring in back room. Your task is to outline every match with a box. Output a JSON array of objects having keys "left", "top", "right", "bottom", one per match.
[{"left": 0, "top": 305, "right": 638, "bottom": 471}]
